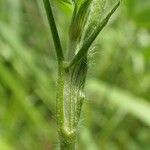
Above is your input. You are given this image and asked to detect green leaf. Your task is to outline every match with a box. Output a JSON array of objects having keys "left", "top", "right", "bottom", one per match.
[
  {"left": 84, "top": 0, "right": 106, "bottom": 41},
  {"left": 69, "top": 1, "right": 120, "bottom": 67},
  {"left": 69, "top": 0, "right": 92, "bottom": 41},
  {"left": 68, "top": 0, "right": 92, "bottom": 60}
]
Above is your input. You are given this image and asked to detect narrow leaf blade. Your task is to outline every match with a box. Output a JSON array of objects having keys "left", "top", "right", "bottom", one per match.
[{"left": 69, "top": 1, "right": 120, "bottom": 67}]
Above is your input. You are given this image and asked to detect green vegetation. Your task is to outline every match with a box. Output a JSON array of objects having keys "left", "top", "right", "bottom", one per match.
[
  {"left": 0, "top": 0, "right": 150, "bottom": 150},
  {"left": 43, "top": 0, "right": 120, "bottom": 149}
]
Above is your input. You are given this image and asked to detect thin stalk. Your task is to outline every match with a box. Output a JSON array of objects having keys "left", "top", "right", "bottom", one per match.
[{"left": 43, "top": 0, "right": 64, "bottom": 64}]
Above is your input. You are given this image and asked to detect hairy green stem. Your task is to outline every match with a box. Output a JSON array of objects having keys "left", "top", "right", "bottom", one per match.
[
  {"left": 57, "top": 64, "right": 84, "bottom": 150},
  {"left": 42, "top": 0, "right": 120, "bottom": 149}
]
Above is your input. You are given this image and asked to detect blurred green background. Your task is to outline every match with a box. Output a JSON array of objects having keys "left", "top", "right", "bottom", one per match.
[{"left": 0, "top": 0, "right": 150, "bottom": 149}]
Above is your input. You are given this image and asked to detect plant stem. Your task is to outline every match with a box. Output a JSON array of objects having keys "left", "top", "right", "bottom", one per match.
[
  {"left": 43, "top": 0, "right": 64, "bottom": 64},
  {"left": 42, "top": 1, "right": 120, "bottom": 150},
  {"left": 56, "top": 65, "right": 78, "bottom": 150}
]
